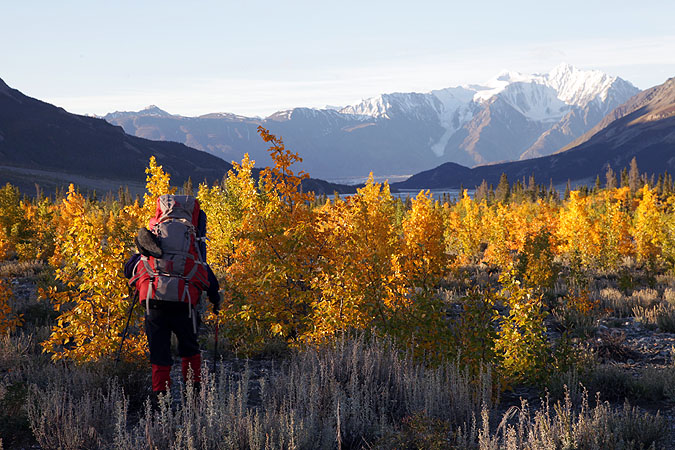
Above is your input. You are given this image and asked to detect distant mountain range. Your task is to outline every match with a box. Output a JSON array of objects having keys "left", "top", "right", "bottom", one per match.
[
  {"left": 0, "top": 78, "right": 351, "bottom": 195},
  {"left": 3, "top": 67, "right": 669, "bottom": 197},
  {"left": 393, "top": 77, "right": 675, "bottom": 190},
  {"left": 105, "top": 64, "right": 639, "bottom": 180}
]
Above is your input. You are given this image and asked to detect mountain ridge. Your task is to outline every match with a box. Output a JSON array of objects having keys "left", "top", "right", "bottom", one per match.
[
  {"left": 105, "top": 64, "right": 639, "bottom": 179},
  {"left": 0, "top": 78, "right": 353, "bottom": 195},
  {"left": 392, "top": 77, "right": 675, "bottom": 190},
  {"left": 559, "top": 77, "right": 675, "bottom": 152}
]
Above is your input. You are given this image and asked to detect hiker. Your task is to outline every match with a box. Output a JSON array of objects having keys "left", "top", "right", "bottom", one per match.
[{"left": 124, "top": 194, "right": 220, "bottom": 402}]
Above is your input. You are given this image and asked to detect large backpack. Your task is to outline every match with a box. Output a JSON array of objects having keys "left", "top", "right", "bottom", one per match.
[{"left": 130, "top": 195, "right": 210, "bottom": 315}]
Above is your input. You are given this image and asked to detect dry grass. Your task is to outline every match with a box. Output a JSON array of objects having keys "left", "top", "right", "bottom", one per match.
[
  {"left": 3, "top": 260, "right": 675, "bottom": 448},
  {"left": 476, "top": 388, "right": 667, "bottom": 450},
  {"left": 551, "top": 300, "right": 597, "bottom": 338},
  {"left": 598, "top": 287, "right": 652, "bottom": 318},
  {"left": 633, "top": 302, "right": 675, "bottom": 332},
  {"left": 0, "top": 260, "right": 44, "bottom": 278},
  {"left": 114, "top": 336, "right": 494, "bottom": 449},
  {"left": 27, "top": 381, "right": 125, "bottom": 450},
  {"left": 549, "top": 363, "right": 675, "bottom": 407},
  {"left": 664, "top": 287, "right": 675, "bottom": 305},
  {"left": 631, "top": 288, "right": 660, "bottom": 307},
  {"left": 12, "top": 335, "right": 493, "bottom": 449},
  {"left": 14, "top": 336, "right": 671, "bottom": 449},
  {"left": 599, "top": 285, "right": 675, "bottom": 332}
]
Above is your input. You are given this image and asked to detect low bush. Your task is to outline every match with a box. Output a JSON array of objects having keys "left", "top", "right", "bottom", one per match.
[
  {"left": 18, "top": 336, "right": 671, "bottom": 449},
  {"left": 592, "top": 329, "right": 640, "bottom": 363},
  {"left": 477, "top": 388, "right": 667, "bottom": 450},
  {"left": 27, "top": 381, "right": 125, "bottom": 450},
  {"left": 633, "top": 302, "right": 675, "bottom": 332},
  {"left": 599, "top": 287, "right": 634, "bottom": 318},
  {"left": 24, "top": 336, "right": 494, "bottom": 449}
]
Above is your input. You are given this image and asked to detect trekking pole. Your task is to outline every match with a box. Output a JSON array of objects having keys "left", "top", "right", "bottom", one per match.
[
  {"left": 115, "top": 287, "right": 138, "bottom": 364},
  {"left": 212, "top": 315, "right": 219, "bottom": 379}
]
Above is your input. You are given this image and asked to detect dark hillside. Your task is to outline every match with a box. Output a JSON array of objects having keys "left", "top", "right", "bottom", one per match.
[{"left": 0, "top": 78, "right": 354, "bottom": 195}]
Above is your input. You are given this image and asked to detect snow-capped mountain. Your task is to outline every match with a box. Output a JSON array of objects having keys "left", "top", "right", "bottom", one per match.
[
  {"left": 394, "top": 76, "right": 675, "bottom": 190},
  {"left": 347, "top": 64, "right": 635, "bottom": 123},
  {"left": 335, "top": 63, "right": 639, "bottom": 166},
  {"left": 105, "top": 64, "right": 641, "bottom": 180}
]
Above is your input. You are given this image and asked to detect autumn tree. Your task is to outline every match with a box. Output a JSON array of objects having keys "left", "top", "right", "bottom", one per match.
[
  {"left": 39, "top": 157, "right": 177, "bottom": 363},
  {"left": 15, "top": 197, "right": 56, "bottom": 261},
  {"left": 444, "top": 191, "right": 488, "bottom": 264},
  {"left": 0, "top": 183, "right": 27, "bottom": 259},
  {"left": 628, "top": 157, "right": 640, "bottom": 194},
  {"left": 142, "top": 156, "right": 176, "bottom": 220},
  {"left": 40, "top": 184, "right": 144, "bottom": 361},
  {"left": 495, "top": 173, "right": 510, "bottom": 204},
  {"left": 308, "top": 177, "right": 400, "bottom": 342},
  {"left": 216, "top": 127, "right": 322, "bottom": 349},
  {"left": 494, "top": 270, "right": 550, "bottom": 385},
  {"left": 557, "top": 190, "right": 598, "bottom": 269},
  {"left": 595, "top": 187, "right": 633, "bottom": 269},
  {"left": 633, "top": 185, "right": 667, "bottom": 268},
  {"left": 197, "top": 154, "right": 257, "bottom": 274}
]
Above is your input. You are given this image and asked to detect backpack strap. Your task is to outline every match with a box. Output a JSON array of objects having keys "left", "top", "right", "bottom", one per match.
[
  {"left": 128, "top": 257, "right": 156, "bottom": 315},
  {"left": 194, "top": 239, "right": 205, "bottom": 265},
  {"left": 183, "top": 263, "right": 202, "bottom": 288},
  {"left": 139, "top": 256, "right": 156, "bottom": 315},
  {"left": 180, "top": 287, "right": 197, "bottom": 333},
  {"left": 128, "top": 268, "right": 143, "bottom": 287}
]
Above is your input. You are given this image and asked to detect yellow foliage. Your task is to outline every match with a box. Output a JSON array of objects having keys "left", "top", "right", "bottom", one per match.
[
  {"left": 0, "top": 228, "right": 9, "bottom": 261},
  {"left": 633, "top": 185, "right": 666, "bottom": 266},
  {"left": 257, "top": 126, "right": 312, "bottom": 209},
  {"left": 557, "top": 191, "right": 598, "bottom": 267},
  {"left": 482, "top": 200, "right": 558, "bottom": 270},
  {"left": 0, "top": 141, "right": 665, "bottom": 369},
  {"left": 215, "top": 129, "right": 322, "bottom": 349},
  {"left": 142, "top": 156, "right": 176, "bottom": 221},
  {"left": 309, "top": 175, "right": 400, "bottom": 342},
  {"left": 400, "top": 191, "right": 447, "bottom": 285},
  {"left": 495, "top": 270, "right": 549, "bottom": 385},
  {"left": 42, "top": 183, "right": 145, "bottom": 362},
  {"left": 197, "top": 154, "right": 257, "bottom": 274},
  {"left": 557, "top": 188, "right": 636, "bottom": 270},
  {"left": 0, "top": 183, "right": 26, "bottom": 259},
  {"left": 0, "top": 279, "right": 22, "bottom": 334},
  {"left": 444, "top": 191, "right": 488, "bottom": 264},
  {"left": 595, "top": 187, "right": 633, "bottom": 267},
  {"left": 41, "top": 160, "right": 172, "bottom": 362},
  {"left": 15, "top": 198, "right": 56, "bottom": 261}
]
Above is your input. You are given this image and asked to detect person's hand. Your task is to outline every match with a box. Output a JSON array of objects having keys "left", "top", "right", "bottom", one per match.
[{"left": 212, "top": 294, "right": 221, "bottom": 314}]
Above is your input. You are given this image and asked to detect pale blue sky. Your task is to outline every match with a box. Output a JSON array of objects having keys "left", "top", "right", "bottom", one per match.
[{"left": 2, "top": 0, "right": 674, "bottom": 117}]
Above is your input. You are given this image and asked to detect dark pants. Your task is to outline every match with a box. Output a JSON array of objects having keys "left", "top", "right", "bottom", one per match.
[{"left": 145, "top": 300, "right": 201, "bottom": 391}]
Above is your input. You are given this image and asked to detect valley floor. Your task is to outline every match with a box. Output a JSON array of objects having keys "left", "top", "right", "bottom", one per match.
[{"left": 3, "top": 260, "right": 675, "bottom": 449}]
